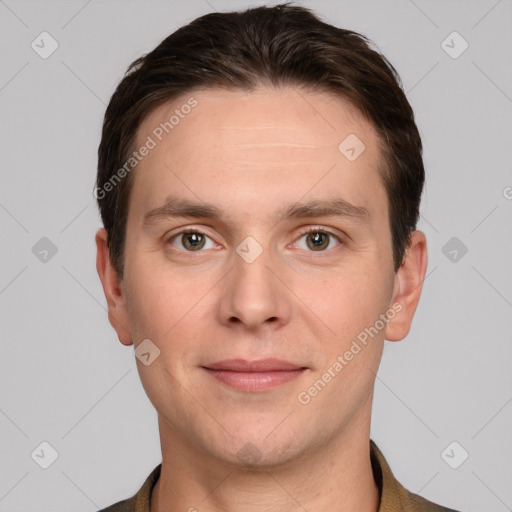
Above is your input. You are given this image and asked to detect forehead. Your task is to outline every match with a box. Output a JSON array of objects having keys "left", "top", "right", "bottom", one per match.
[
  {"left": 130, "top": 86, "right": 387, "bottom": 224},
  {"left": 137, "top": 85, "right": 377, "bottom": 153}
]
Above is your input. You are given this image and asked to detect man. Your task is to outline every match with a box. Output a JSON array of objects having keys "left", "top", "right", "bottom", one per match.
[{"left": 94, "top": 3, "right": 460, "bottom": 511}]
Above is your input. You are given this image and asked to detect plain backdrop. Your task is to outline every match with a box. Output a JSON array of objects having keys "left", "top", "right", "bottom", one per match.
[{"left": 0, "top": 1, "right": 511, "bottom": 511}]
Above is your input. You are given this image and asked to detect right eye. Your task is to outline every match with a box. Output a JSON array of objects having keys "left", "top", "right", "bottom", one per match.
[{"left": 167, "top": 229, "right": 218, "bottom": 252}]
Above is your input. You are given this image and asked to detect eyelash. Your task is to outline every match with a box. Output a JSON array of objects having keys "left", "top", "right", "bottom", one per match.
[{"left": 165, "top": 226, "right": 342, "bottom": 253}]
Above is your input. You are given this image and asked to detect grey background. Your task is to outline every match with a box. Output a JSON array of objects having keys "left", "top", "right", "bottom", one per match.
[{"left": 0, "top": 0, "right": 511, "bottom": 511}]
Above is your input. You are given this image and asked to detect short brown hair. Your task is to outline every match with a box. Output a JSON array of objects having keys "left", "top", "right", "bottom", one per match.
[{"left": 96, "top": 2, "right": 424, "bottom": 278}]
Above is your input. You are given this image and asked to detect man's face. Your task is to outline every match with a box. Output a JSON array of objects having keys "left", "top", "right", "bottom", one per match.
[{"left": 110, "top": 86, "right": 401, "bottom": 466}]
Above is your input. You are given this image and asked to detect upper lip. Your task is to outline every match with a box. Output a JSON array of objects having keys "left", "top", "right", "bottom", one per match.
[{"left": 203, "top": 358, "right": 306, "bottom": 372}]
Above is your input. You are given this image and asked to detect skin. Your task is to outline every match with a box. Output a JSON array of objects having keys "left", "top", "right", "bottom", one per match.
[{"left": 96, "top": 86, "right": 427, "bottom": 512}]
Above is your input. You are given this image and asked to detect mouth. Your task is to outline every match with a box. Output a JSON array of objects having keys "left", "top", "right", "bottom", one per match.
[{"left": 201, "top": 358, "right": 308, "bottom": 393}]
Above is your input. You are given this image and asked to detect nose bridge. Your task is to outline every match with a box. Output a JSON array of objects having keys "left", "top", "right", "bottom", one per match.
[{"left": 217, "top": 237, "right": 290, "bottom": 329}]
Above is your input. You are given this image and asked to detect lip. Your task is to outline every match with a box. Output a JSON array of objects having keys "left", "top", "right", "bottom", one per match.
[
  {"left": 202, "top": 359, "right": 307, "bottom": 393},
  {"left": 204, "top": 358, "right": 305, "bottom": 372}
]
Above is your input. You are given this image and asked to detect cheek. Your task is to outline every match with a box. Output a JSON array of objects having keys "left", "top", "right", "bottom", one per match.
[
  {"left": 122, "top": 259, "right": 174, "bottom": 340},
  {"left": 315, "top": 267, "right": 394, "bottom": 349},
  {"left": 123, "top": 255, "right": 214, "bottom": 349}
]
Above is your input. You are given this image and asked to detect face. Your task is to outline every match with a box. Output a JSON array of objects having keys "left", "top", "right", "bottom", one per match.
[{"left": 97, "top": 86, "right": 426, "bottom": 469}]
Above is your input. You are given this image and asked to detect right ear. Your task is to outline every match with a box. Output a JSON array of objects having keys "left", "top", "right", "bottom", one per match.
[{"left": 95, "top": 228, "right": 133, "bottom": 346}]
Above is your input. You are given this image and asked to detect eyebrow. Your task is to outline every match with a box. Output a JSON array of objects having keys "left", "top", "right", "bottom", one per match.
[{"left": 143, "top": 197, "right": 371, "bottom": 226}]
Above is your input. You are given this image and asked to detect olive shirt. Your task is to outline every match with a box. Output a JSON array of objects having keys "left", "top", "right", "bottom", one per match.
[{"left": 99, "top": 440, "right": 460, "bottom": 512}]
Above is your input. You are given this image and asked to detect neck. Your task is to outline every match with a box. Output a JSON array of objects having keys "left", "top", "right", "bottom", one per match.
[{"left": 150, "top": 414, "right": 380, "bottom": 512}]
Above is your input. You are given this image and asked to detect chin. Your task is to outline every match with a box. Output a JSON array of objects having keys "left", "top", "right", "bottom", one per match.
[{"left": 204, "top": 429, "right": 302, "bottom": 470}]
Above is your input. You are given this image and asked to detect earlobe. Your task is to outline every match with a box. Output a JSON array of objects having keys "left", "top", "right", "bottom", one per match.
[
  {"left": 95, "top": 228, "right": 134, "bottom": 346},
  {"left": 384, "top": 230, "right": 428, "bottom": 342}
]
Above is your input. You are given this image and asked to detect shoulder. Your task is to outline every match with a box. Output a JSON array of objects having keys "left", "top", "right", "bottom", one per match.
[
  {"left": 97, "top": 463, "right": 161, "bottom": 512},
  {"left": 403, "top": 487, "right": 461, "bottom": 512},
  {"left": 97, "top": 495, "right": 136, "bottom": 512},
  {"left": 370, "top": 440, "right": 462, "bottom": 512}
]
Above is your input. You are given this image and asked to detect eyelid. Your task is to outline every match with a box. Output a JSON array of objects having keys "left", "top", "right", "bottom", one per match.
[{"left": 295, "top": 225, "right": 342, "bottom": 238}]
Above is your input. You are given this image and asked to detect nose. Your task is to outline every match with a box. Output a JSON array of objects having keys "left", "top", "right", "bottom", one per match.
[{"left": 216, "top": 243, "right": 292, "bottom": 332}]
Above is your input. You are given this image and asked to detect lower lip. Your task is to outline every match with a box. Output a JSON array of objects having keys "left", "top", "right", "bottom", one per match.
[{"left": 203, "top": 368, "right": 305, "bottom": 392}]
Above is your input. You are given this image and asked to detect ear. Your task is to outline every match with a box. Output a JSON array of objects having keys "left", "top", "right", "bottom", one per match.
[
  {"left": 95, "top": 228, "right": 133, "bottom": 346},
  {"left": 385, "top": 230, "right": 428, "bottom": 342}
]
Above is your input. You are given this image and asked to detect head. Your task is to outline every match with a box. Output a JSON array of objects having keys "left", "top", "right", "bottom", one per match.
[{"left": 95, "top": 3, "right": 427, "bottom": 467}]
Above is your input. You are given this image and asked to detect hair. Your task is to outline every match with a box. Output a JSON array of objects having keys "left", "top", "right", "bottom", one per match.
[{"left": 96, "top": 2, "right": 424, "bottom": 279}]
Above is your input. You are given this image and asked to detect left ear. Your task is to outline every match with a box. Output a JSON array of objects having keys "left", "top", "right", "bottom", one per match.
[{"left": 385, "top": 230, "right": 428, "bottom": 341}]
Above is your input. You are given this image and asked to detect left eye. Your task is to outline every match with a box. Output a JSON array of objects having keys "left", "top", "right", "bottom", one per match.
[{"left": 294, "top": 230, "right": 340, "bottom": 251}]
